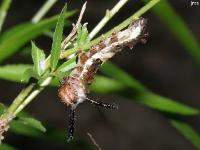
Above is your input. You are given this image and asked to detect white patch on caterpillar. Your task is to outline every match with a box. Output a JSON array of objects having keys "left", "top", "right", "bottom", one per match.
[
  {"left": 74, "top": 83, "right": 86, "bottom": 108},
  {"left": 79, "top": 18, "right": 146, "bottom": 80}
]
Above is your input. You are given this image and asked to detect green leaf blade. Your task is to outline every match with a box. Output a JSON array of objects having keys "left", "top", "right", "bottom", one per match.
[
  {"left": 76, "top": 23, "right": 90, "bottom": 47},
  {"left": 10, "top": 120, "right": 44, "bottom": 138},
  {"left": 143, "top": 0, "right": 200, "bottom": 64},
  {"left": 0, "top": 64, "right": 32, "bottom": 82},
  {"left": 57, "top": 57, "right": 76, "bottom": 73},
  {"left": 0, "top": 10, "right": 75, "bottom": 63},
  {"left": 21, "top": 67, "right": 38, "bottom": 83},
  {"left": 18, "top": 117, "right": 46, "bottom": 132},
  {"left": 101, "top": 62, "right": 147, "bottom": 92},
  {"left": 90, "top": 75, "right": 126, "bottom": 93},
  {"left": 171, "top": 120, "right": 200, "bottom": 150},
  {"left": 135, "top": 92, "right": 199, "bottom": 115},
  {"left": 9, "top": 117, "right": 46, "bottom": 138},
  {"left": 100, "top": 62, "right": 199, "bottom": 115},
  {"left": 31, "top": 42, "right": 46, "bottom": 76},
  {"left": 0, "top": 144, "right": 16, "bottom": 150},
  {"left": 50, "top": 5, "right": 67, "bottom": 71}
]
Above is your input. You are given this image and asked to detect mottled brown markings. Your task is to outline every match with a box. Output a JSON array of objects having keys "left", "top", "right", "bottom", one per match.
[
  {"left": 126, "top": 42, "right": 134, "bottom": 49},
  {"left": 110, "top": 32, "right": 118, "bottom": 43},
  {"left": 98, "top": 40, "right": 106, "bottom": 50},
  {"left": 76, "top": 66, "right": 83, "bottom": 73},
  {"left": 58, "top": 77, "right": 79, "bottom": 106},
  {"left": 79, "top": 52, "right": 89, "bottom": 64},
  {"left": 83, "top": 59, "right": 102, "bottom": 84},
  {"left": 89, "top": 46, "right": 98, "bottom": 57}
]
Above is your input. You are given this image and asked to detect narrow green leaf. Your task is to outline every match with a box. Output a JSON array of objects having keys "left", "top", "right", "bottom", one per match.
[
  {"left": 100, "top": 62, "right": 199, "bottom": 115},
  {"left": 0, "top": 23, "right": 30, "bottom": 42},
  {"left": 17, "top": 117, "right": 46, "bottom": 132},
  {"left": 10, "top": 117, "right": 46, "bottom": 138},
  {"left": 0, "top": 104, "right": 46, "bottom": 138},
  {"left": 171, "top": 120, "right": 200, "bottom": 150},
  {"left": 90, "top": 77, "right": 199, "bottom": 115},
  {"left": 143, "top": 0, "right": 200, "bottom": 64},
  {"left": 0, "top": 0, "right": 12, "bottom": 32},
  {"left": 0, "top": 64, "right": 59, "bottom": 86},
  {"left": 50, "top": 5, "right": 67, "bottom": 71},
  {"left": 0, "top": 64, "right": 32, "bottom": 82},
  {"left": 50, "top": 77, "right": 60, "bottom": 86},
  {"left": 76, "top": 23, "right": 90, "bottom": 47},
  {"left": 0, "top": 103, "right": 6, "bottom": 114},
  {"left": 10, "top": 120, "right": 44, "bottom": 137},
  {"left": 0, "top": 10, "right": 75, "bottom": 63},
  {"left": 19, "top": 46, "right": 32, "bottom": 57},
  {"left": 57, "top": 57, "right": 76, "bottom": 73},
  {"left": 0, "top": 144, "right": 16, "bottom": 150},
  {"left": 90, "top": 76, "right": 126, "bottom": 93},
  {"left": 101, "top": 62, "right": 147, "bottom": 92},
  {"left": 31, "top": 42, "right": 46, "bottom": 76},
  {"left": 21, "top": 67, "right": 38, "bottom": 83},
  {"left": 134, "top": 92, "right": 199, "bottom": 115}
]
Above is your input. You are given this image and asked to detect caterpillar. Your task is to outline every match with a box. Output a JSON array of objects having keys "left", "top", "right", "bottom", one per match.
[{"left": 58, "top": 17, "right": 147, "bottom": 141}]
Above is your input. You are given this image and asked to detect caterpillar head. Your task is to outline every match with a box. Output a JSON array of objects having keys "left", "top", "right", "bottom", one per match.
[{"left": 58, "top": 76, "right": 86, "bottom": 108}]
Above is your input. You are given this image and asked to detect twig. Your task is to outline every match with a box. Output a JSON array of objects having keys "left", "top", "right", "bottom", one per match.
[
  {"left": 0, "top": 77, "right": 52, "bottom": 140},
  {"left": 87, "top": 132, "right": 102, "bottom": 150},
  {"left": 61, "top": 2, "right": 87, "bottom": 50},
  {"left": 0, "top": 83, "right": 35, "bottom": 141},
  {"left": 89, "top": 0, "right": 128, "bottom": 39},
  {"left": 14, "top": 77, "right": 52, "bottom": 115},
  {"left": 32, "top": 0, "right": 58, "bottom": 23},
  {"left": 0, "top": 0, "right": 12, "bottom": 32},
  {"left": 92, "top": 0, "right": 160, "bottom": 44},
  {"left": 6, "top": 83, "right": 36, "bottom": 114},
  {"left": 60, "top": 0, "right": 160, "bottom": 59}
]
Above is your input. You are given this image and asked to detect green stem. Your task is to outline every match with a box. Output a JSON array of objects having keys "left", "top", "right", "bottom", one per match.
[
  {"left": 6, "top": 83, "right": 35, "bottom": 114},
  {"left": 89, "top": 0, "right": 128, "bottom": 39},
  {"left": 32, "top": 0, "right": 58, "bottom": 23},
  {"left": 0, "top": 0, "right": 12, "bottom": 32},
  {"left": 14, "top": 77, "right": 52, "bottom": 115},
  {"left": 0, "top": 83, "right": 35, "bottom": 129},
  {"left": 61, "top": 0, "right": 160, "bottom": 59},
  {"left": 92, "top": 0, "right": 160, "bottom": 44}
]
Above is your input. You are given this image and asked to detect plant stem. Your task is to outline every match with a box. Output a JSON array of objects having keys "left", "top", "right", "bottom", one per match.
[
  {"left": 14, "top": 77, "right": 52, "bottom": 115},
  {"left": 93, "top": 0, "right": 160, "bottom": 43},
  {"left": 0, "top": 83, "right": 35, "bottom": 134},
  {"left": 89, "top": 0, "right": 128, "bottom": 39},
  {"left": 0, "top": 0, "right": 12, "bottom": 32},
  {"left": 61, "top": 0, "right": 160, "bottom": 59},
  {"left": 6, "top": 83, "right": 36, "bottom": 114},
  {"left": 32, "top": 0, "right": 58, "bottom": 23}
]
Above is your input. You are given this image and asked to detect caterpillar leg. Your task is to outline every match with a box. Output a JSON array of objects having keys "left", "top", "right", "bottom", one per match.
[
  {"left": 67, "top": 107, "right": 75, "bottom": 142},
  {"left": 86, "top": 98, "right": 118, "bottom": 109}
]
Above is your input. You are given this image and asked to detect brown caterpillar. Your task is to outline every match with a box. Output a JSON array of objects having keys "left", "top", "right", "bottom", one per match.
[{"left": 58, "top": 18, "right": 147, "bottom": 141}]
